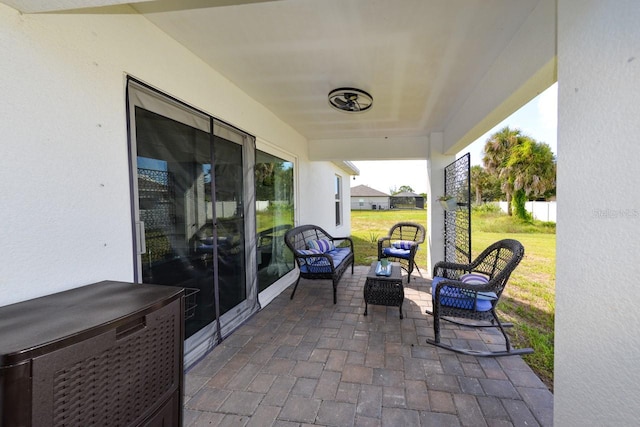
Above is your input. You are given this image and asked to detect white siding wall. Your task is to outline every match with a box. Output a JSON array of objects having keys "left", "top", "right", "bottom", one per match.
[
  {"left": 350, "top": 197, "right": 389, "bottom": 210},
  {"left": 556, "top": 0, "right": 640, "bottom": 424},
  {"left": 0, "top": 4, "right": 342, "bottom": 306}
]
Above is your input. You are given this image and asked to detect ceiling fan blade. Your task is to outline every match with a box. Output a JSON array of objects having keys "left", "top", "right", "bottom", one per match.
[{"left": 334, "top": 98, "right": 348, "bottom": 107}]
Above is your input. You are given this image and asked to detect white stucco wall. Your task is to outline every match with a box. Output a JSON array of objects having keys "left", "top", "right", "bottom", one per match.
[
  {"left": 298, "top": 161, "right": 352, "bottom": 237},
  {"left": 0, "top": 4, "right": 337, "bottom": 306},
  {"left": 556, "top": 0, "right": 640, "bottom": 424}
]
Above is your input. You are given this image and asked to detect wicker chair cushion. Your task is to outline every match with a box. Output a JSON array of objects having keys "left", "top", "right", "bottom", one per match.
[
  {"left": 297, "top": 249, "right": 322, "bottom": 262},
  {"left": 299, "top": 247, "right": 351, "bottom": 273},
  {"left": 460, "top": 273, "right": 489, "bottom": 284},
  {"left": 297, "top": 249, "right": 322, "bottom": 255},
  {"left": 431, "top": 276, "right": 496, "bottom": 311},
  {"left": 307, "top": 238, "right": 335, "bottom": 253},
  {"left": 392, "top": 240, "right": 414, "bottom": 250},
  {"left": 382, "top": 247, "right": 410, "bottom": 259}
]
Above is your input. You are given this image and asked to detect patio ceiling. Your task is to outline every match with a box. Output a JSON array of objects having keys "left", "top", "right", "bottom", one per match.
[{"left": 4, "top": 0, "right": 555, "bottom": 159}]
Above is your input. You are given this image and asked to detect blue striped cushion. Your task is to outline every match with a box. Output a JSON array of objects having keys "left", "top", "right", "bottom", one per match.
[
  {"left": 382, "top": 247, "right": 410, "bottom": 259},
  {"left": 308, "top": 239, "right": 335, "bottom": 253},
  {"left": 431, "top": 276, "right": 495, "bottom": 311},
  {"left": 297, "top": 248, "right": 328, "bottom": 272},
  {"left": 460, "top": 273, "right": 489, "bottom": 284},
  {"left": 297, "top": 249, "right": 322, "bottom": 256},
  {"left": 392, "top": 240, "right": 414, "bottom": 250}
]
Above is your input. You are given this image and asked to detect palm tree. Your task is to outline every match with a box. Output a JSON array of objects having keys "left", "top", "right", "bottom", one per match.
[
  {"left": 507, "top": 139, "right": 556, "bottom": 219},
  {"left": 482, "top": 127, "right": 523, "bottom": 215},
  {"left": 470, "top": 165, "right": 491, "bottom": 204}
]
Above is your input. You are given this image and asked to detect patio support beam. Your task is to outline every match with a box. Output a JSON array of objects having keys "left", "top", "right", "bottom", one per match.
[
  {"left": 308, "top": 136, "right": 428, "bottom": 161},
  {"left": 442, "top": 0, "right": 556, "bottom": 154},
  {"left": 426, "top": 132, "right": 454, "bottom": 275}
]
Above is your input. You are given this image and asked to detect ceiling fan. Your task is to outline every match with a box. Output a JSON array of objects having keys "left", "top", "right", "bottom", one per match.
[{"left": 328, "top": 87, "right": 373, "bottom": 113}]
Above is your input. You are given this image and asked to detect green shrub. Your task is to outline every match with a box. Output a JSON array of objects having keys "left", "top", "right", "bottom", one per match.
[{"left": 472, "top": 202, "right": 502, "bottom": 213}]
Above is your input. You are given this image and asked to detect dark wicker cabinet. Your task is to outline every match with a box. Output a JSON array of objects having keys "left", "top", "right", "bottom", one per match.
[{"left": 0, "top": 281, "right": 184, "bottom": 427}]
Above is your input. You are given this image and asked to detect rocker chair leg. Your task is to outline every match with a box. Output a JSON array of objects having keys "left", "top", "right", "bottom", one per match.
[
  {"left": 290, "top": 276, "right": 301, "bottom": 300},
  {"left": 425, "top": 309, "right": 534, "bottom": 357},
  {"left": 332, "top": 279, "right": 338, "bottom": 304}
]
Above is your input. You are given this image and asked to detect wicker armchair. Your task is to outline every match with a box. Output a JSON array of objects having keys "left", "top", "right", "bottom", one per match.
[
  {"left": 377, "top": 222, "right": 425, "bottom": 282},
  {"left": 284, "top": 224, "right": 354, "bottom": 304},
  {"left": 425, "top": 239, "right": 533, "bottom": 356}
]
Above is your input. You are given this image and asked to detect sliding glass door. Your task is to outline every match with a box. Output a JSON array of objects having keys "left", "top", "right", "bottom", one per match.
[
  {"left": 127, "top": 79, "right": 258, "bottom": 365},
  {"left": 135, "top": 107, "right": 216, "bottom": 338},
  {"left": 212, "top": 135, "right": 246, "bottom": 316}
]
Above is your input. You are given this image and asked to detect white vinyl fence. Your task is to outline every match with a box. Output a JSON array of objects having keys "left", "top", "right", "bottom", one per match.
[{"left": 498, "top": 201, "right": 556, "bottom": 222}]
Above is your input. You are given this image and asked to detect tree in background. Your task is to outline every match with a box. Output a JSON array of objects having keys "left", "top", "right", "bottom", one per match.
[
  {"left": 471, "top": 165, "right": 490, "bottom": 204},
  {"left": 394, "top": 185, "right": 415, "bottom": 194},
  {"left": 482, "top": 126, "right": 556, "bottom": 220},
  {"left": 483, "top": 127, "right": 522, "bottom": 215},
  {"left": 507, "top": 138, "right": 556, "bottom": 220},
  {"left": 471, "top": 165, "right": 505, "bottom": 203}
]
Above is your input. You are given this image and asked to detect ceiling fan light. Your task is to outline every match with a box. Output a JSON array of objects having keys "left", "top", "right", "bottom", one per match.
[{"left": 328, "top": 87, "right": 373, "bottom": 113}]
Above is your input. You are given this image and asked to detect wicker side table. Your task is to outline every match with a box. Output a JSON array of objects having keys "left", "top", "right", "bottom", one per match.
[{"left": 364, "top": 261, "right": 404, "bottom": 319}]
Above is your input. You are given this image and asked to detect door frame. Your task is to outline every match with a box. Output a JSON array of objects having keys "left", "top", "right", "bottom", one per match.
[{"left": 125, "top": 76, "right": 259, "bottom": 368}]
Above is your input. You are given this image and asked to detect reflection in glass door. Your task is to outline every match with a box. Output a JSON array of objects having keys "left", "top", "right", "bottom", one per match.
[
  {"left": 212, "top": 136, "right": 246, "bottom": 316},
  {"left": 135, "top": 107, "right": 216, "bottom": 338},
  {"left": 255, "top": 150, "right": 294, "bottom": 292}
]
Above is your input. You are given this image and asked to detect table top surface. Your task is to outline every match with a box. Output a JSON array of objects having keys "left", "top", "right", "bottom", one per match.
[
  {"left": 0, "top": 281, "right": 183, "bottom": 364},
  {"left": 367, "top": 261, "right": 402, "bottom": 281}
]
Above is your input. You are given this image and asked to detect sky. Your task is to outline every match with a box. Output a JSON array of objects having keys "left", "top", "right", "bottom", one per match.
[{"left": 350, "top": 82, "right": 558, "bottom": 195}]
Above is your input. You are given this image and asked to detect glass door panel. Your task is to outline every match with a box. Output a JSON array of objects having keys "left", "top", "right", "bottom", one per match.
[
  {"left": 212, "top": 136, "right": 246, "bottom": 315},
  {"left": 135, "top": 107, "right": 214, "bottom": 339},
  {"left": 255, "top": 150, "right": 294, "bottom": 292}
]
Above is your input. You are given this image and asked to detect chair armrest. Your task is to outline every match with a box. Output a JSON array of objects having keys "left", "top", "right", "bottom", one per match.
[
  {"left": 432, "top": 260, "right": 472, "bottom": 279},
  {"left": 377, "top": 236, "right": 392, "bottom": 249},
  {"left": 377, "top": 236, "right": 391, "bottom": 258},
  {"left": 331, "top": 236, "right": 354, "bottom": 250}
]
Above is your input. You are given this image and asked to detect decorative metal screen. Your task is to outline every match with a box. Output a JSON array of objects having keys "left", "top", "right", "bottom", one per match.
[{"left": 444, "top": 153, "right": 471, "bottom": 264}]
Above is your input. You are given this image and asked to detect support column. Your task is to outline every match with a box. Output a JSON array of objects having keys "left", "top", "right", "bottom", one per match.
[
  {"left": 556, "top": 1, "right": 640, "bottom": 424},
  {"left": 426, "top": 132, "right": 455, "bottom": 275}
]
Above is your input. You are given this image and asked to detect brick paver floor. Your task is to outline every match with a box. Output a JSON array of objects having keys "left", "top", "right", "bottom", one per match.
[{"left": 184, "top": 266, "right": 553, "bottom": 426}]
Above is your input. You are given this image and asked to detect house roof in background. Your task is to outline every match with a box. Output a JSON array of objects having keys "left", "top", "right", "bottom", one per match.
[
  {"left": 392, "top": 191, "right": 421, "bottom": 198},
  {"left": 350, "top": 185, "right": 389, "bottom": 198}
]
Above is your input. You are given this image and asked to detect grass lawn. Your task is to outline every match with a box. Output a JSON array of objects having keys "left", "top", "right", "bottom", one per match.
[{"left": 350, "top": 208, "right": 555, "bottom": 390}]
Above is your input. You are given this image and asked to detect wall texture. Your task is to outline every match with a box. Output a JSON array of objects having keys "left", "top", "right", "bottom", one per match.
[
  {"left": 0, "top": 4, "right": 347, "bottom": 306},
  {"left": 556, "top": 0, "right": 640, "bottom": 424}
]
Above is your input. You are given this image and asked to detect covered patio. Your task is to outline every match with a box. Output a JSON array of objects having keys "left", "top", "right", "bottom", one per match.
[
  {"left": 2, "top": 0, "right": 640, "bottom": 424},
  {"left": 184, "top": 267, "right": 552, "bottom": 426}
]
